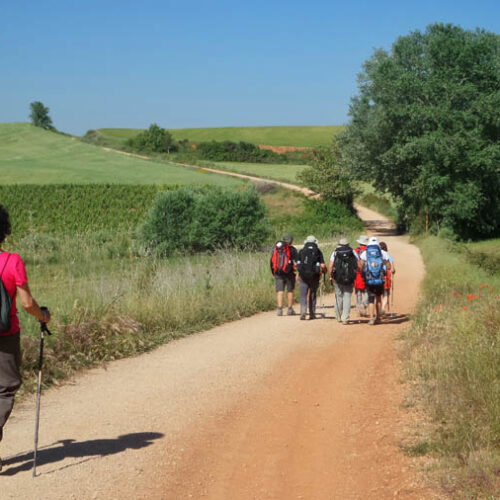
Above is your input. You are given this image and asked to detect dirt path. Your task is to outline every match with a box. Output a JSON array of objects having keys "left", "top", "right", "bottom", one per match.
[{"left": 0, "top": 204, "right": 438, "bottom": 499}]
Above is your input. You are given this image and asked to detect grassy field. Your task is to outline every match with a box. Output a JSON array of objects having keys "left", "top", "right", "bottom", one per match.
[
  {"left": 403, "top": 236, "right": 500, "bottom": 498},
  {"left": 97, "top": 125, "right": 344, "bottom": 148},
  {"left": 197, "top": 160, "right": 308, "bottom": 183},
  {"left": 0, "top": 123, "right": 243, "bottom": 187}
]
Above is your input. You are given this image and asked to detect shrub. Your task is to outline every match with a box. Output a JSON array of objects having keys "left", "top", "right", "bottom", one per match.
[
  {"left": 140, "top": 187, "right": 271, "bottom": 255},
  {"left": 196, "top": 141, "right": 282, "bottom": 163},
  {"left": 127, "top": 124, "right": 177, "bottom": 153}
]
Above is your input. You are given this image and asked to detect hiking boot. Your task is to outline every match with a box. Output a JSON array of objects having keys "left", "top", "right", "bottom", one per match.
[
  {"left": 277, "top": 307, "right": 283, "bottom": 316},
  {"left": 287, "top": 307, "right": 296, "bottom": 316},
  {"left": 300, "top": 314, "right": 306, "bottom": 320},
  {"left": 309, "top": 314, "right": 316, "bottom": 320},
  {"left": 368, "top": 318, "right": 375, "bottom": 325},
  {"left": 342, "top": 321, "right": 349, "bottom": 325}
]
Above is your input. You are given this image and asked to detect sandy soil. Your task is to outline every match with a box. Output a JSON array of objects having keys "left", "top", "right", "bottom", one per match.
[{"left": 0, "top": 205, "right": 439, "bottom": 499}]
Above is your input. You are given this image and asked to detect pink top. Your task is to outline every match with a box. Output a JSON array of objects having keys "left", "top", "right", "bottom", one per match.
[{"left": 0, "top": 250, "right": 28, "bottom": 336}]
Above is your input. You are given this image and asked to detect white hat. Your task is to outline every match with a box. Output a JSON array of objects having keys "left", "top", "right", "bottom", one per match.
[
  {"left": 305, "top": 235, "right": 318, "bottom": 244},
  {"left": 368, "top": 236, "right": 379, "bottom": 246},
  {"left": 338, "top": 237, "right": 349, "bottom": 246},
  {"left": 357, "top": 235, "right": 369, "bottom": 245}
]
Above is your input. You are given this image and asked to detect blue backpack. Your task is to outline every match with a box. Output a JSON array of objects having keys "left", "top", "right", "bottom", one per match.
[{"left": 363, "top": 245, "right": 385, "bottom": 286}]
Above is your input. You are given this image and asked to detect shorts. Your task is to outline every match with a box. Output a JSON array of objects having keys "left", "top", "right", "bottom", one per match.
[
  {"left": 275, "top": 273, "right": 296, "bottom": 292},
  {"left": 367, "top": 284, "right": 384, "bottom": 303}
]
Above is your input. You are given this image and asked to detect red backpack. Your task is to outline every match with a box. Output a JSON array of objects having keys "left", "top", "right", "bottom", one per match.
[{"left": 271, "top": 241, "right": 292, "bottom": 275}]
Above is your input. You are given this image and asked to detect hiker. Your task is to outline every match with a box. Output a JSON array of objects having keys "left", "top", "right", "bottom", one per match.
[
  {"left": 358, "top": 236, "right": 391, "bottom": 325},
  {"left": 297, "top": 235, "right": 326, "bottom": 320},
  {"left": 328, "top": 237, "right": 358, "bottom": 325},
  {"left": 379, "top": 241, "right": 396, "bottom": 316},
  {"left": 270, "top": 234, "right": 298, "bottom": 316},
  {"left": 0, "top": 204, "right": 50, "bottom": 471},
  {"left": 354, "top": 235, "right": 369, "bottom": 317}
]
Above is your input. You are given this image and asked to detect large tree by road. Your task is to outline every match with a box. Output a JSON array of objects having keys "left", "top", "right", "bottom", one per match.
[{"left": 341, "top": 23, "right": 499, "bottom": 239}]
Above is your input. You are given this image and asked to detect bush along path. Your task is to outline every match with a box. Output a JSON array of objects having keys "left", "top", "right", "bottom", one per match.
[{"left": 0, "top": 205, "right": 441, "bottom": 499}]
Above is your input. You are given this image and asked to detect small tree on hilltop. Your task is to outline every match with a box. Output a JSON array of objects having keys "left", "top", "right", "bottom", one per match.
[
  {"left": 29, "top": 101, "right": 55, "bottom": 130},
  {"left": 128, "top": 124, "right": 176, "bottom": 153}
]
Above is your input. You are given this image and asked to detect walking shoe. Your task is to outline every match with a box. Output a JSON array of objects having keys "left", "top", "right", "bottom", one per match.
[
  {"left": 368, "top": 318, "right": 375, "bottom": 325},
  {"left": 277, "top": 307, "right": 283, "bottom": 316},
  {"left": 342, "top": 321, "right": 349, "bottom": 325},
  {"left": 309, "top": 314, "right": 316, "bottom": 320},
  {"left": 286, "top": 307, "right": 296, "bottom": 316},
  {"left": 300, "top": 314, "right": 306, "bottom": 320}
]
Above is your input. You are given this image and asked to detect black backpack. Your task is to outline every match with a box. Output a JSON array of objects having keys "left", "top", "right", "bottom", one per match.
[
  {"left": 298, "top": 243, "right": 321, "bottom": 280},
  {"left": 333, "top": 245, "right": 357, "bottom": 286},
  {"left": 0, "top": 253, "right": 12, "bottom": 334}
]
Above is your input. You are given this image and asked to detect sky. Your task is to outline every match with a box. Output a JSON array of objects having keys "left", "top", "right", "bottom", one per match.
[{"left": 1, "top": 0, "right": 499, "bottom": 136}]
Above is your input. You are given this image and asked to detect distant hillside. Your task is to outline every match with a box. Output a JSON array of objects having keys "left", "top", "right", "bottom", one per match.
[
  {"left": 0, "top": 123, "right": 242, "bottom": 187},
  {"left": 96, "top": 125, "right": 343, "bottom": 148}
]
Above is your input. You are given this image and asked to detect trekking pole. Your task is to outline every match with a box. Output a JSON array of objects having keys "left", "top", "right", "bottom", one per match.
[
  {"left": 320, "top": 274, "right": 325, "bottom": 318},
  {"left": 33, "top": 307, "right": 52, "bottom": 478},
  {"left": 391, "top": 274, "right": 395, "bottom": 316}
]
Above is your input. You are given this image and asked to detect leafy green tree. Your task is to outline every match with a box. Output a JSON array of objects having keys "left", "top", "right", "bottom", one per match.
[
  {"left": 298, "top": 143, "right": 356, "bottom": 205},
  {"left": 128, "top": 124, "right": 176, "bottom": 153},
  {"left": 341, "top": 23, "right": 499, "bottom": 239},
  {"left": 29, "top": 101, "right": 54, "bottom": 130}
]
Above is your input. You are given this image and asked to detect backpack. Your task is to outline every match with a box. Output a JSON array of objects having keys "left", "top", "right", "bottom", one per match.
[
  {"left": 0, "top": 252, "right": 12, "bottom": 334},
  {"left": 298, "top": 242, "right": 321, "bottom": 280},
  {"left": 333, "top": 246, "right": 357, "bottom": 286},
  {"left": 363, "top": 244, "right": 385, "bottom": 286},
  {"left": 271, "top": 241, "right": 292, "bottom": 275}
]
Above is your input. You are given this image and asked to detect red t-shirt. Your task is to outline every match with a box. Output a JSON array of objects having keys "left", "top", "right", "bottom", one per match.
[{"left": 0, "top": 250, "right": 28, "bottom": 336}]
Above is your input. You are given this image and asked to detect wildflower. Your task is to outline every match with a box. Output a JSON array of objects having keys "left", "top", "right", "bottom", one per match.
[
  {"left": 462, "top": 306, "right": 468, "bottom": 311},
  {"left": 466, "top": 294, "right": 480, "bottom": 301},
  {"left": 453, "top": 292, "right": 459, "bottom": 297},
  {"left": 479, "top": 284, "right": 489, "bottom": 289}
]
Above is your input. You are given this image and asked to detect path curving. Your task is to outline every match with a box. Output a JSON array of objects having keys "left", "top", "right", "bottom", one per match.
[{"left": 0, "top": 203, "right": 440, "bottom": 499}]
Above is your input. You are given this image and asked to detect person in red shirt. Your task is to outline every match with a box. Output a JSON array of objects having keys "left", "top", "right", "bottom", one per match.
[
  {"left": 353, "top": 235, "right": 369, "bottom": 317},
  {"left": 0, "top": 204, "right": 50, "bottom": 471}
]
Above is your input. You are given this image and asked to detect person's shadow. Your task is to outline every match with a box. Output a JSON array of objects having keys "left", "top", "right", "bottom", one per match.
[{"left": 1, "top": 432, "right": 164, "bottom": 476}]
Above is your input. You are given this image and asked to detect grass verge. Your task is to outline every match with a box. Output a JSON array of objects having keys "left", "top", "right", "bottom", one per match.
[{"left": 401, "top": 235, "right": 500, "bottom": 499}]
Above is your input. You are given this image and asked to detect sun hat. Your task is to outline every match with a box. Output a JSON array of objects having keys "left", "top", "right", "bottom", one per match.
[
  {"left": 282, "top": 234, "right": 293, "bottom": 244},
  {"left": 305, "top": 235, "right": 318, "bottom": 244},
  {"left": 368, "top": 236, "right": 379, "bottom": 246},
  {"left": 357, "top": 235, "right": 369, "bottom": 245},
  {"left": 338, "top": 237, "right": 349, "bottom": 246}
]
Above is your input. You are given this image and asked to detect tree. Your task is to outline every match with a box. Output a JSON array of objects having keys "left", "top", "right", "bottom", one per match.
[
  {"left": 128, "top": 124, "right": 176, "bottom": 153},
  {"left": 341, "top": 24, "right": 500, "bottom": 239},
  {"left": 29, "top": 101, "right": 54, "bottom": 130},
  {"left": 298, "top": 143, "right": 356, "bottom": 206}
]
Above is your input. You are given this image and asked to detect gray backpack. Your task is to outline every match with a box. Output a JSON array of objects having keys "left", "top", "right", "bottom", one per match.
[{"left": 0, "top": 252, "right": 12, "bottom": 333}]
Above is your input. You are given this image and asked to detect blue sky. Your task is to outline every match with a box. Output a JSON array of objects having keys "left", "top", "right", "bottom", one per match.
[{"left": 1, "top": 0, "right": 498, "bottom": 135}]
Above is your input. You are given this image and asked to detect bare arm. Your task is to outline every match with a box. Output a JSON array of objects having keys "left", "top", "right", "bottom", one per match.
[
  {"left": 17, "top": 283, "right": 50, "bottom": 323},
  {"left": 328, "top": 260, "right": 334, "bottom": 279}
]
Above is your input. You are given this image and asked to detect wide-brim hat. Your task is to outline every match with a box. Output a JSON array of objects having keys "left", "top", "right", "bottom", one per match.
[
  {"left": 357, "top": 235, "right": 369, "bottom": 245},
  {"left": 368, "top": 236, "right": 379, "bottom": 246},
  {"left": 305, "top": 235, "right": 318, "bottom": 244},
  {"left": 338, "top": 237, "right": 349, "bottom": 246}
]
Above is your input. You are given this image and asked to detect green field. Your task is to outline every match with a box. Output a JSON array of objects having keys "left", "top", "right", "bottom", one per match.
[
  {"left": 198, "top": 161, "right": 308, "bottom": 183},
  {"left": 0, "top": 123, "right": 243, "bottom": 187},
  {"left": 97, "top": 125, "right": 343, "bottom": 148}
]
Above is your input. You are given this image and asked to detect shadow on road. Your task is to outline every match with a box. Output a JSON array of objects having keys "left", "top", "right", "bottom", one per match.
[{"left": 1, "top": 431, "right": 164, "bottom": 476}]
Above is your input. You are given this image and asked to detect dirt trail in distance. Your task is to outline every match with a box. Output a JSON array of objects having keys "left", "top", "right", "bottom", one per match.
[{"left": 0, "top": 201, "right": 440, "bottom": 499}]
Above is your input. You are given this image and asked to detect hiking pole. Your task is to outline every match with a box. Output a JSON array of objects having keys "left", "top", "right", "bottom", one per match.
[
  {"left": 33, "top": 307, "right": 52, "bottom": 478},
  {"left": 321, "top": 274, "right": 326, "bottom": 318},
  {"left": 391, "top": 274, "right": 395, "bottom": 316}
]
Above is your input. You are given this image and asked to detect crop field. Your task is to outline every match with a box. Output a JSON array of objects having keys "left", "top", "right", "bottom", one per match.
[
  {"left": 97, "top": 125, "right": 344, "bottom": 148},
  {"left": 198, "top": 161, "right": 308, "bottom": 183},
  {"left": 0, "top": 123, "right": 243, "bottom": 187}
]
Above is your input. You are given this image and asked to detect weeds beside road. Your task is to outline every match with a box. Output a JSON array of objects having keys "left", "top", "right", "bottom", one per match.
[{"left": 402, "top": 236, "right": 500, "bottom": 498}]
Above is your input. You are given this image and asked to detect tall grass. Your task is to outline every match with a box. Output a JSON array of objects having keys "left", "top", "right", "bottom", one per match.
[
  {"left": 402, "top": 236, "right": 500, "bottom": 498},
  {"left": 10, "top": 233, "right": 276, "bottom": 393}
]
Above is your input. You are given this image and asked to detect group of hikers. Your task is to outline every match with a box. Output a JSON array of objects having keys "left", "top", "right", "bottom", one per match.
[{"left": 270, "top": 233, "right": 395, "bottom": 325}]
